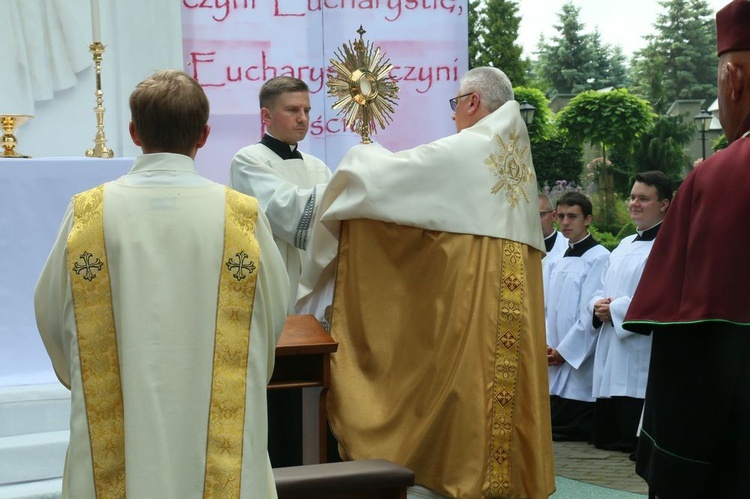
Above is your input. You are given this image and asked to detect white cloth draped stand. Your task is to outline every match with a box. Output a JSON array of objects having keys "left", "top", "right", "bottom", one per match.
[{"left": 0, "top": 157, "right": 133, "bottom": 388}]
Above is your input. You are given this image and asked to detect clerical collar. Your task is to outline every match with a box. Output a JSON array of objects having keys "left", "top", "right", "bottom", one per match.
[
  {"left": 544, "top": 231, "right": 558, "bottom": 253},
  {"left": 261, "top": 133, "right": 302, "bottom": 160},
  {"left": 634, "top": 221, "right": 663, "bottom": 242},
  {"left": 564, "top": 233, "right": 599, "bottom": 257}
]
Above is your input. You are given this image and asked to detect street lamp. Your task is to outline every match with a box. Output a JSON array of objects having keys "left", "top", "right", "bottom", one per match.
[
  {"left": 519, "top": 101, "right": 536, "bottom": 127},
  {"left": 693, "top": 109, "right": 713, "bottom": 160}
]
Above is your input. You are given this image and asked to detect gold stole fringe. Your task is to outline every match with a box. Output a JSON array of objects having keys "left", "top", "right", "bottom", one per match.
[{"left": 68, "top": 186, "right": 261, "bottom": 499}]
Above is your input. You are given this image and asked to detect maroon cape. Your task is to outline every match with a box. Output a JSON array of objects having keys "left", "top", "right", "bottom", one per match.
[{"left": 623, "top": 135, "right": 750, "bottom": 334}]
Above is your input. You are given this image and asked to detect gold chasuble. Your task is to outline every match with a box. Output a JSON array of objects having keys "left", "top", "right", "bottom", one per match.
[
  {"left": 330, "top": 221, "right": 553, "bottom": 498},
  {"left": 66, "top": 185, "right": 260, "bottom": 498}
]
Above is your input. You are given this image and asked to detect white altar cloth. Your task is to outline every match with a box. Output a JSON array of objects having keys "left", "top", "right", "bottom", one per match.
[{"left": 0, "top": 157, "right": 134, "bottom": 387}]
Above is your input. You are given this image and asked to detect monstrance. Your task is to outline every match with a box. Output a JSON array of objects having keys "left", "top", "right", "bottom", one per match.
[{"left": 327, "top": 26, "right": 399, "bottom": 144}]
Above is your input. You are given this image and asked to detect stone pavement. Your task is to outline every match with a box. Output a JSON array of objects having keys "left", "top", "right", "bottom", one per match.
[{"left": 553, "top": 440, "right": 648, "bottom": 496}]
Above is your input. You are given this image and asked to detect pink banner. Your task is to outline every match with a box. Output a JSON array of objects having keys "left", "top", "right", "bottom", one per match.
[{"left": 181, "top": 1, "right": 468, "bottom": 183}]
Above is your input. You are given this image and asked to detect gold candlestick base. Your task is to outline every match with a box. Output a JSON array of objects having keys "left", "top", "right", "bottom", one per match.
[
  {"left": 85, "top": 42, "right": 114, "bottom": 158},
  {"left": 1, "top": 115, "right": 33, "bottom": 158}
]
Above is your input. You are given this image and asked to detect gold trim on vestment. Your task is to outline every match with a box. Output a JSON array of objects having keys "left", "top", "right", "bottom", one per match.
[
  {"left": 328, "top": 220, "right": 555, "bottom": 498},
  {"left": 68, "top": 184, "right": 126, "bottom": 498},
  {"left": 203, "top": 188, "right": 261, "bottom": 498},
  {"left": 488, "top": 241, "right": 524, "bottom": 495}
]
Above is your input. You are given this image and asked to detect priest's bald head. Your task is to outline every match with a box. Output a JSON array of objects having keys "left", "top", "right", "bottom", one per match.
[
  {"left": 451, "top": 66, "right": 514, "bottom": 132},
  {"left": 716, "top": 0, "right": 750, "bottom": 143}
]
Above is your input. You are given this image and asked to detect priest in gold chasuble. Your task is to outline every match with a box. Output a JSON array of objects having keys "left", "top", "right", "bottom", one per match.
[{"left": 299, "top": 67, "right": 555, "bottom": 498}]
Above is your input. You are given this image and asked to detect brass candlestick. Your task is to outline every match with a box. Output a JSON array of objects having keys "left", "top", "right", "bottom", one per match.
[
  {"left": 85, "top": 42, "right": 114, "bottom": 158},
  {"left": 1, "top": 114, "right": 33, "bottom": 158},
  {"left": 327, "top": 26, "right": 399, "bottom": 144}
]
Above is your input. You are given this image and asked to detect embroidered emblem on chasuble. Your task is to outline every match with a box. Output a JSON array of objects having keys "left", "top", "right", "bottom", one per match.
[
  {"left": 484, "top": 129, "right": 533, "bottom": 207},
  {"left": 488, "top": 241, "right": 524, "bottom": 496},
  {"left": 68, "top": 185, "right": 260, "bottom": 498},
  {"left": 67, "top": 185, "right": 126, "bottom": 498},
  {"left": 204, "top": 188, "right": 260, "bottom": 498},
  {"left": 226, "top": 250, "right": 256, "bottom": 281}
]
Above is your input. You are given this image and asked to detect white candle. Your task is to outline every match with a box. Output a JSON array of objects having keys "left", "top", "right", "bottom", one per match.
[{"left": 91, "top": 0, "right": 101, "bottom": 42}]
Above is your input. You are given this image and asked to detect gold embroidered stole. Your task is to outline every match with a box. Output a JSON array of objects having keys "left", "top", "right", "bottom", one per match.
[
  {"left": 68, "top": 185, "right": 125, "bottom": 498},
  {"left": 203, "top": 188, "right": 260, "bottom": 497},
  {"left": 488, "top": 241, "right": 523, "bottom": 496},
  {"left": 68, "top": 186, "right": 261, "bottom": 499}
]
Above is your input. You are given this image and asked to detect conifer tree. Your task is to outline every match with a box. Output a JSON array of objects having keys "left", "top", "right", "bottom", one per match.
[{"left": 468, "top": 0, "right": 529, "bottom": 86}]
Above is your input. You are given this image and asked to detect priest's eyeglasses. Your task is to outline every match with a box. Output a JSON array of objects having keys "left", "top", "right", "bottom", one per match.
[{"left": 449, "top": 93, "right": 473, "bottom": 111}]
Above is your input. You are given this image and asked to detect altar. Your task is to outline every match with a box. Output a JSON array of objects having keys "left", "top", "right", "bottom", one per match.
[{"left": 0, "top": 157, "right": 134, "bottom": 388}]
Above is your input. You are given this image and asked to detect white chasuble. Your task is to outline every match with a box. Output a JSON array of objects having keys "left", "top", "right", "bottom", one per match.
[{"left": 34, "top": 153, "right": 288, "bottom": 499}]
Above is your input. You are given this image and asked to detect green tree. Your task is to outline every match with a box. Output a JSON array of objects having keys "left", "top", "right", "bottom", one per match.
[
  {"left": 514, "top": 86, "right": 583, "bottom": 186},
  {"left": 535, "top": 2, "right": 593, "bottom": 95},
  {"left": 629, "top": 115, "right": 694, "bottom": 181},
  {"left": 530, "top": 134, "right": 584, "bottom": 188},
  {"left": 630, "top": 45, "right": 669, "bottom": 113},
  {"left": 534, "top": 3, "right": 629, "bottom": 96},
  {"left": 588, "top": 31, "right": 630, "bottom": 90},
  {"left": 629, "top": 0, "right": 716, "bottom": 112},
  {"left": 556, "top": 89, "right": 654, "bottom": 225},
  {"left": 468, "top": 0, "right": 529, "bottom": 85}
]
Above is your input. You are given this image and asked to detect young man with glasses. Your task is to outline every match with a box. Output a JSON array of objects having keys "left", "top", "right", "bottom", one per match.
[{"left": 538, "top": 193, "right": 567, "bottom": 288}]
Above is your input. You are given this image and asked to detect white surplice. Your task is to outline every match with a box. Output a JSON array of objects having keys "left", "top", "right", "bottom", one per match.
[
  {"left": 230, "top": 144, "right": 331, "bottom": 314},
  {"left": 34, "top": 153, "right": 288, "bottom": 499},
  {"left": 546, "top": 240, "right": 609, "bottom": 402},
  {"left": 587, "top": 234, "right": 655, "bottom": 399},
  {"left": 542, "top": 230, "right": 568, "bottom": 299}
]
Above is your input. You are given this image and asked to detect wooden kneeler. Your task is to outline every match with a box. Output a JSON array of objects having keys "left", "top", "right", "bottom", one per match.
[{"left": 275, "top": 459, "right": 415, "bottom": 499}]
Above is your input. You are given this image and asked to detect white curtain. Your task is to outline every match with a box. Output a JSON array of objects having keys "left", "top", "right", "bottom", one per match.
[{"left": 0, "top": 0, "right": 91, "bottom": 114}]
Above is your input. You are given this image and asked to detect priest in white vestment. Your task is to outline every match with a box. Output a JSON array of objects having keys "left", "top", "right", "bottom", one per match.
[
  {"left": 230, "top": 76, "right": 331, "bottom": 316},
  {"left": 587, "top": 172, "right": 671, "bottom": 454},
  {"left": 34, "top": 70, "right": 288, "bottom": 499},
  {"left": 299, "top": 67, "right": 555, "bottom": 499},
  {"left": 545, "top": 192, "right": 609, "bottom": 441},
  {"left": 229, "top": 76, "right": 332, "bottom": 467}
]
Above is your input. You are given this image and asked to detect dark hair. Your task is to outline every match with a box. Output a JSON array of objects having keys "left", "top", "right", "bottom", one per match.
[
  {"left": 259, "top": 77, "right": 309, "bottom": 109},
  {"left": 556, "top": 192, "right": 593, "bottom": 218},
  {"left": 129, "top": 70, "right": 209, "bottom": 155},
  {"left": 634, "top": 171, "right": 673, "bottom": 203}
]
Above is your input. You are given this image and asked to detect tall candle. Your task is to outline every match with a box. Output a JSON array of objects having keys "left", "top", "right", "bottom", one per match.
[{"left": 91, "top": 0, "right": 101, "bottom": 42}]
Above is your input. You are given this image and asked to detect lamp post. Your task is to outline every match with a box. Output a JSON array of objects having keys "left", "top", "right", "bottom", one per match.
[
  {"left": 519, "top": 101, "right": 536, "bottom": 127},
  {"left": 694, "top": 109, "right": 713, "bottom": 160}
]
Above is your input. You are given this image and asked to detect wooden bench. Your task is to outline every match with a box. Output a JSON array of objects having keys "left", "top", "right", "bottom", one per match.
[{"left": 275, "top": 459, "right": 415, "bottom": 499}]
